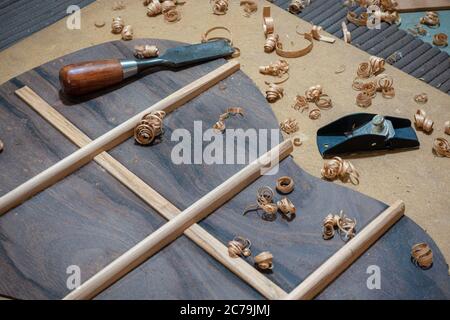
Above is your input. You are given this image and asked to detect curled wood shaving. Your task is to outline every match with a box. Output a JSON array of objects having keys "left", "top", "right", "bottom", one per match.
[
  {"left": 376, "top": 74, "right": 395, "bottom": 98},
  {"left": 254, "top": 251, "right": 273, "bottom": 270},
  {"left": 411, "top": 243, "right": 433, "bottom": 269},
  {"left": 309, "top": 108, "right": 321, "bottom": 120},
  {"left": 275, "top": 30, "right": 314, "bottom": 58},
  {"left": 94, "top": 21, "right": 105, "bottom": 28},
  {"left": 276, "top": 176, "right": 294, "bottom": 194},
  {"left": 433, "top": 137, "right": 450, "bottom": 158},
  {"left": 259, "top": 60, "right": 289, "bottom": 77},
  {"left": 292, "top": 95, "right": 309, "bottom": 112},
  {"left": 240, "top": 0, "right": 258, "bottom": 16},
  {"left": 211, "top": 0, "right": 229, "bottom": 15},
  {"left": 134, "top": 45, "right": 159, "bottom": 59},
  {"left": 213, "top": 107, "right": 244, "bottom": 133},
  {"left": 265, "top": 83, "right": 284, "bottom": 103},
  {"left": 321, "top": 156, "right": 359, "bottom": 185},
  {"left": 147, "top": 1, "right": 162, "bottom": 16},
  {"left": 386, "top": 51, "right": 402, "bottom": 64},
  {"left": 322, "top": 210, "right": 357, "bottom": 241},
  {"left": 243, "top": 186, "right": 278, "bottom": 221},
  {"left": 305, "top": 84, "right": 323, "bottom": 102},
  {"left": 263, "top": 6, "right": 275, "bottom": 36},
  {"left": 414, "top": 109, "right": 434, "bottom": 133},
  {"left": 445, "top": 121, "right": 450, "bottom": 135},
  {"left": 342, "top": 21, "right": 351, "bottom": 44},
  {"left": 356, "top": 92, "right": 372, "bottom": 108},
  {"left": 420, "top": 11, "right": 440, "bottom": 27},
  {"left": 134, "top": 111, "right": 166, "bottom": 145},
  {"left": 121, "top": 25, "right": 134, "bottom": 40},
  {"left": 280, "top": 118, "right": 299, "bottom": 135},
  {"left": 111, "top": 17, "right": 125, "bottom": 34},
  {"left": 293, "top": 136, "right": 302, "bottom": 147},
  {"left": 288, "top": 0, "right": 310, "bottom": 14},
  {"left": 228, "top": 236, "right": 252, "bottom": 258},
  {"left": 347, "top": 11, "right": 368, "bottom": 26},
  {"left": 357, "top": 62, "right": 371, "bottom": 79},
  {"left": 369, "top": 56, "right": 385, "bottom": 76},
  {"left": 277, "top": 197, "right": 296, "bottom": 216},
  {"left": 433, "top": 33, "right": 448, "bottom": 47},
  {"left": 414, "top": 93, "right": 428, "bottom": 104},
  {"left": 112, "top": 1, "right": 125, "bottom": 10},
  {"left": 311, "top": 25, "right": 335, "bottom": 43},
  {"left": 264, "top": 34, "right": 279, "bottom": 53},
  {"left": 164, "top": 9, "right": 180, "bottom": 22},
  {"left": 161, "top": 0, "right": 176, "bottom": 13},
  {"left": 316, "top": 94, "right": 333, "bottom": 109}
]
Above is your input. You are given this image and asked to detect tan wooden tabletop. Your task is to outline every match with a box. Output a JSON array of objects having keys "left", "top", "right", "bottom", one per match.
[{"left": 0, "top": 0, "right": 449, "bottom": 270}]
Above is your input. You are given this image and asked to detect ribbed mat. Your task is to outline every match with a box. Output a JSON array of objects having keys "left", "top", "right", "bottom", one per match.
[
  {"left": 0, "top": 0, "right": 95, "bottom": 51},
  {"left": 273, "top": 0, "right": 450, "bottom": 95}
]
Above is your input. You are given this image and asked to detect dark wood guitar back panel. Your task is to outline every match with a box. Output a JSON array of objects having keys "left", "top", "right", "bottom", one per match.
[{"left": 0, "top": 39, "right": 448, "bottom": 299}]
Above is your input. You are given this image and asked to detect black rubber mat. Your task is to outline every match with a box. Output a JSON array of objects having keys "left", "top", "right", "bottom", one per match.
[
  {"left": 273, "top": 0, "right": 450, "bottom": 95},
  {"left": 0, "top": 0, "right": 95, "bottom": 51}
]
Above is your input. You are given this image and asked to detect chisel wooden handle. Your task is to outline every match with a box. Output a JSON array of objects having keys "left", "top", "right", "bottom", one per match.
[{"left": 59, "top": 59, "right": 129, "bottom": 96}]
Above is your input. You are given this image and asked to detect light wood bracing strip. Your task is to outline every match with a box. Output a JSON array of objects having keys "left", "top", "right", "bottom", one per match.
[
  {"left": 15, "top": 86, "right": 287, "bottom": 300},
  {"left": 0, "top": 61, "right": 240, "bottom": 215},
  {"left": 396, "top": 0, "right": 450, "bottom": 12},
  {"left": 284, "top": 200, "right": 405, "bottom": 300},
  {"left": 63, "top": 140, "right": 293, "bottom": 300}
]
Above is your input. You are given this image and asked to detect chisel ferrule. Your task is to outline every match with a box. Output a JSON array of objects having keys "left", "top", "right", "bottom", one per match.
[{"left": 120, "top": 60, "right": 139, "bottom": 79}]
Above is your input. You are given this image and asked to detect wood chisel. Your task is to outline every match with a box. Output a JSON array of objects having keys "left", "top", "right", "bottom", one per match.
[{"left": 59, "top": 40, "right": 235, "bottom": 96}]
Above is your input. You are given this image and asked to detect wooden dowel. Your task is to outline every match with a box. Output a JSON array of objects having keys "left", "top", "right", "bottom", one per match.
[
  {"left": 0, "top": 61, "right": 240, "bottom": 215},
  {"left": 63, "top": 139, "right": 293, "bottom": 300},
  {"left": 16, "top": 86, "right": 287, "bottom": 300},
  {"left": 284, "top": 200, "right": 405, "bottom": 300}
]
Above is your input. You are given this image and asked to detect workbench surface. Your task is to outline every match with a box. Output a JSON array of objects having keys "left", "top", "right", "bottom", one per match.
[{"left": 0, "top": 0, "right": 449, "bottom": 275}]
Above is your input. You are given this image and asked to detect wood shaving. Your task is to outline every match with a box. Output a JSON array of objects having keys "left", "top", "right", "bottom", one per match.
[
  {"left": 414, "top": 93, "right": 428, "bottom": 104},
  {"left": 164, "top": 9, "right": 180, "bottom": 22},
  {"left": 228, "top": 236, "right": 252, "bottom": 258},
  {"left": 357, "top": 62, "right": 371, "bottom": 79},
  {"left": 240, "top": 0, "right": 257, "bottom": 16},
  {"left": 264, "top": 34, "right": 279, "bottom": 53},
  {"left": 346, "top": 11, "right": 368, "bottom": 26},
  {"left": 275, "top": 30, "right": 314, "bottom": 58},
  {"left": 121, "top": 25, "right": 133, "bottom": 40},
  {"left": 342, "top": 21, "right": 351, "bottom": 44},
  {"left": 309, "top": 108, "right": 321, "bottom": 120},
  {"left": 259, "top": 60, "right": 289, "bottom": 77},
  {"left": 94, "top": 21, "right": 105, "bottom": 28},
  {"left": 433, "top": 33, "right": 448, "bottom": 47},
  {"left": 263, "top": 6, "right": 274, "bottom": 36},
  {"left": 111, "top": 17, "right": 125, "bottom": 34},
  {"left": 369, "top": 56, "right": 385, "bottom": 76},
  {"left": 243, "top": 186, "right": 278, "bottom": 221},
  {"left": 288, "top": 0, "right": 310, "bottom": 14},
  {"left": 134, "top": 111, "right": 166, "bottom": 145},
  {"left": 254, "top": 251, "right": 273, "bottom": 270},
  {"left": 211, "top": 0, "right": 229, "bottom": 15},
  {"left": 213, "top": 107, "right": 244, "bottom": 133},
  {"left": 305, "top": 84, "right": 323, "bottom": 102},
  {"left": 411, "top": 243, "right": 433, "bottom": 269},
  {"left": 311, "top": 25, "right": 335, "bottom": 43},
  {"left": 265, "top": 83, "right": 284, "bottom": 103},
  {"left": 386, "top": 51, "right": 402, "bottom": 64},
  {"left": 414, "top": 109, "right": 434, "bottom": 133},
  {"left": 376, "top": 74, "right": 395, "bottom": 98},
  {"left": 292, "top": 95, "right": 309, "bottom": 112},
  {"left": 356, "top": 92, "right": 372, "bottom": 108},
  {"left": 322, "top": 210, "right": 356, "bottom": 242},
  {"left": 280, "top": 118, "right": 299, "bottom": 135},
  {"left": 347, "top": 0, "right": 400, "bottom": 25},
  {"left": 134, "top": 45, "right": 159, "bottom": 59},
  {"left": 293, "top": 136, "right": 302, "bottom": 147},
  {"left": 445, "top": 121, "right": 450, "bottom": 135},
  {"left": 420, "top": 11, "right": 440, "bottom": 27},
  {"left": 433, "top": 138, "right": 450, "bottom": 158},
  {"left": 277, "top": 197, "right": 296, "bottom": 217},
  {"left": 112, "top": 1, "right": 125, "bottom": 10},
  {"left": 161, "top": 0, "right": 176, "bottom": 13},
  {"left": 321, "top": 156, "right": 359, "bottom": 185},
  {"left": 0, "top": 139, "right": 3, "bottom": 153},
  {"left": 147, "top": 1, "right": 162, "bottom": 16},
  {"left": 316, "top": 94, "right": 332, "bottom": 109},
  {"left": 276, "top": 176, "right": 294, "bottom": 194}
]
